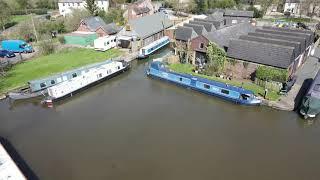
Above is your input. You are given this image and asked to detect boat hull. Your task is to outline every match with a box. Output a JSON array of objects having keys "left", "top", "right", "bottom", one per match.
[
  {"left": 49, "top": 64, "right": 130, "bottom": 103},
  {"left": 146, "top": 62, "right": 261, "bottom": 106}
]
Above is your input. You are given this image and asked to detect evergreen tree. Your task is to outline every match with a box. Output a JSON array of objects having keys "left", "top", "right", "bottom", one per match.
[{"left": 85, "top": 0, "right": 98, "bottom": 16}]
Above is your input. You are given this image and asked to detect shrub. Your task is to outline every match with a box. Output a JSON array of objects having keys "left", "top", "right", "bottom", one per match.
[
  {"left": 58, "top": 36, "right": 65, "bottom": 44},
  {"left": 255, "top": 66, "right": 288, "bottom": 83},
  {"left": 12, "top": 9, "right": 48, "bottom": 15},
  {"left": 247, "top": 6, "right": 263, "bottom": 18},
  {"left": 38, "top": 40, "right": 55, "bottom": 55}
]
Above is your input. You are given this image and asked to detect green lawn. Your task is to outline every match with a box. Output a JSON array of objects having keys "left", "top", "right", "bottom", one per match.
[
  {"left": 0, "top": 48, "right": 123, "bottom": 94},
  {"left": 258, "top": 17, "right": 315, "bottom": 23},
  {"left": 11, "top": 15, "right": 32, "bottom": 23},
  {"left": 169, "top": 63, "right": 280, "bottom": 101}
]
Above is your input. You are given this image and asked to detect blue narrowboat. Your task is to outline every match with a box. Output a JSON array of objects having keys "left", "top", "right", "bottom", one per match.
[
  {"left": 146, "top": 61, "right": 261, "bottom": 105},
  {"left": 138, "top": 36, "right": 170, "bottom": 59}
]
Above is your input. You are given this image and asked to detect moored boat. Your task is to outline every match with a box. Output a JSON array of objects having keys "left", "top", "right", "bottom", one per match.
[
  {"left": 138, "top": 36, "right": 170, "bottom": 59},
  {"left": 300, "top": 70, "right": 320, "bottom": 119},
  {"left": 43, "top": 60, "right": 129, "bottom": 104},
  {"left": 146, "top": 61, "right": 261, "bottom": 105}
]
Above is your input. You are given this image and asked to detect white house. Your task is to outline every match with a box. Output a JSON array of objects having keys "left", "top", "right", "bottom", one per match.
[
  {"left": 58, "top": 0, "right": 109, "bottom": 17},
  {"left": 284, "top": 0, "right": 301, "bottom": 14}
]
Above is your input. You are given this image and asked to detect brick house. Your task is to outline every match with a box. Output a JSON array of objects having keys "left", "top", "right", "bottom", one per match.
[
  {"left": 77, "top": 16, "right": 120, "bottom": 37},
  {"left": 127, "top": 0, "right": 154, "bottom": 21}
]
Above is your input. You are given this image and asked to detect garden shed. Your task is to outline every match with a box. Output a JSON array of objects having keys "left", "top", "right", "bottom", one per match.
[{"left": 64, "top": 31, "right": 98, "bottom": 47}]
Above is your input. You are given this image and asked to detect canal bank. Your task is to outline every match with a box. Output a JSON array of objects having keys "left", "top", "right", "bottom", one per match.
[{"left": 1, "top": 58, "right": 320, "bottom": 180}]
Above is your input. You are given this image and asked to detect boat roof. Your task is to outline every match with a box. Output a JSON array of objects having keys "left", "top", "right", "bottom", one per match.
[
  {"left": 142, "top": 36, "right": 169, "bottom": 50},
  {"left": 29, "top": 60, "right": 114, "bottom": 84},
  {"left": 152, "top": 61, "right": 254, "bottom": 94},
  {"left": 307, "top": 70, "right": 320, "bottom": 99}
]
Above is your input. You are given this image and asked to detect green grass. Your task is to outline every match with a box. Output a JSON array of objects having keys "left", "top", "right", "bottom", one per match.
[
  {"left": 168, "top": 63, "right": 280, "bottom": 101},
  {"left": 11, "top": 15, "right": 31, "bottom": 23},
  {"left": 0, "top": 48, "right": 123, "bottom": 94}
]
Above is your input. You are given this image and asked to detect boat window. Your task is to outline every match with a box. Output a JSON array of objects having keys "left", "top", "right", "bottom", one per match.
[
  {"left": 241, "top": 94, "right": 250, "bottom": 100},
  {"left": 118, "top": 66, "right": 120, "bottom": 69},
  {"left": 179, "top": 77, "right": 183, "bottom": 81},
  {"left": 51, "top": 80, "right": 55, "bottom": 85},
  {"left": 204, "top": 84, "right": 210, "bottom": 89},
  {"left": 40, "top": 83, "right": 46, "bottom": 88},
  {"left": 98, "top": 73, "right": 102, "bottom": 78},
  {"left": 72, "top": 73, "right": 77, "bottom": 78},
  {"left": 221, "top": 89, "right": 229, "bottom": 94}
]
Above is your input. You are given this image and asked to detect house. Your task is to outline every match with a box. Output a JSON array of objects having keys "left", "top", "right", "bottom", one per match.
[
  {"left": 206, "top": 9, "right": 254, "bottom": 27},
  {"left": 58, "top": 0, "right": 109, "bottom": 17},
  {"left": 284, "top": 0, "right": 301, "bottom": 14},
  {"left": 127, "top": 0, "right": 154, "bottom": 21},
  {"left": 227, "top": 26, "right": 314, "bottom": 77},
  {"left": 118, "top": 12, "right": 173, "bottom": 51},
  {"left": 77, "top": 16, "right": 120, "bottom": 37}
]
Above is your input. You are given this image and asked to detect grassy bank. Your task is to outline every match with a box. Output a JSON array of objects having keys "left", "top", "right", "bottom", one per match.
[
  {"left": 0, "top": 48, "right": 123, "bottom": 94},
  {"left": 169, "top": 63, "right": 280, "bottom": 101}
]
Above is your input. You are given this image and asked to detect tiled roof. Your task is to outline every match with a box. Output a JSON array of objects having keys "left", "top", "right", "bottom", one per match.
[
  {"left": 227, "top": 39, "right": 295, "bottom": 69},
  {"left": 189, "top": 20, "right": 216, "bottom": 32},
  {"left": 256, "top": 28, "right": 311, "bottom": 46},
  {"left": 129, "top": 12, "right": 173, "bottom": 39},
  {"left": 204, "top": 22, "right": 255, "bottom": 48},
  {"left": 262, "top": 26, "right": 314, "bottom": 42},
  {"left": 248, "top": 32, "right": 307, "bottom": 52},
  {"left": 81, "top": 16, "right": 120, "bottom": 35},
  {"left": 239, "top": 35, "right": 301, "bottom": 57},
  {"left": 224, "top": 9, "right": 254, "bottom": 18},
  {"left": 194, "top": 18, "right": 223, "bottom": 29},
  {"left": 175, "top": 26, "right": 198, "bottom": 41},
  {"left": 183, "top": 23, "right": 208, "bottom": 35}
]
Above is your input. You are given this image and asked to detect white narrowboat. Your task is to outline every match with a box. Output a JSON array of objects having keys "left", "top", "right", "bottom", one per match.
[
  {"left": 45, "top": 60, "right": 129, "bottom": 102},
  {"left": 94, "top": 35, "right": 117, "bottom": 51}
]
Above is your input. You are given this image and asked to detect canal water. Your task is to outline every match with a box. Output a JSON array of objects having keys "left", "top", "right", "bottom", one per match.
[{"left": 0, "top": 49, "right": 320, "bottom": 180}]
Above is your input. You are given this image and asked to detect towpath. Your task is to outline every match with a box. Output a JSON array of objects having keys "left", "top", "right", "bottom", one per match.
[{"left": 267, "top": 48, "right": 320, "bottom": 111}]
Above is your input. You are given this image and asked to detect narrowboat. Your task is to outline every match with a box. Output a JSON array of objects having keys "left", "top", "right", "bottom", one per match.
[
  {"left": 138, "top": 36, "right": 170, "bottom": 59},
  {"left": 8, "top": 59, "right": 120, "bottom": 100},
  {"left": 300, "top": 70, "right": 320, "bottom": 119},
  {"left": 146, "top": 61, "right": 261, "bottom": 105},
  {"left": 43, "top": 60, "right": 129, "bottom": 104}
]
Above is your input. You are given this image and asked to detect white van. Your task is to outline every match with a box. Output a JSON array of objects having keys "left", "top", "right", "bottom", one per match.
[{"left": 94, "top": 35, "right": 117, "bottom": 51}]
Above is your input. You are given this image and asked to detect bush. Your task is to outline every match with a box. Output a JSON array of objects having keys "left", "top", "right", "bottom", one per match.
[
  {"left": 256, "top": 66, "right": 288, "bottom": 83},
  {"left": 58, "top": 36, "right": 65, "bottom": 44},
  {"left": 38, "top": 40, "right": 55, "bottom": 55},
  {"left": 12, "top": 9, "right": 48, "bottom": 15},
  {"left": 64, "top": 9, "right": 91, "bottom": 32},
  {"left": 247, "top": 6, "right": 263, "bottom": 18}
]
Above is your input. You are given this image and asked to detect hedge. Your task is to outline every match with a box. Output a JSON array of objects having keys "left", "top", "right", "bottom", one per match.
[
  {"left": 12, "top": 9, "right": 48, "bottom": 15},
  {"left": 256, "top": 66, "right": 288, "bottom": 83}
]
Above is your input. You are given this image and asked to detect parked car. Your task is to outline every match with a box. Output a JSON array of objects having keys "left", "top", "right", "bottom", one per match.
[
  {"left": 0, "top": 50, "right": 15, "bottom": 58},
  {"left": 1, "top": 40, "right": 33, "bottom": 53}
]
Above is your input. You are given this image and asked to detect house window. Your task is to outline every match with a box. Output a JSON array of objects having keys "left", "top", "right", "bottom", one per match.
[
  {"left": 40, "top": 83, "right": 46, "bottom": 88},
  {"left": 63, "top": 3, "right": 65, "bottom": 6},
  {"left": 72, "top": 73, "right": 77, "bottom": 78},
  {"left": 77, "top": 3, "right": 80, "bottom": 6},
  {"left": 51, "top": 80, "right": 55, "bottom": 85},
  {"left": 204, "top": 84, "right": 210, "bottom": 89},
  {"left": 98, "top": 73, "right": 102, "bottom": 78},
  {"left": 200, "top": 43, "right": 204, "bottom": 49},
  {"left": 221, "top": 89, "right": 229, "bottom": 95}
]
